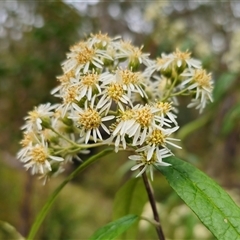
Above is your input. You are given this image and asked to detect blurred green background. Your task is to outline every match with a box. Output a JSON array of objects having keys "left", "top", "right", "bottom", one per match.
[{"left": 0, "top": 1, "right": 240, "bottom": 239}]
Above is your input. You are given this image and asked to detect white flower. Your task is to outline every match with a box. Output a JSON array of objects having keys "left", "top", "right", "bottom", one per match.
[
  {"left": 181, "top": 68, "right": 213, "bottom": 113},
  {"left": 22, "top": 103, "right": 56, "bottom": 132},
  {"left": 137, "top": 127, "right": 181, "bottom": 161},
  {"left": 51, "top": 70, "right": 76, "bottom": 96},
  {"left": 146, "top": 49, "right": 201, "bottom": 76},
  {"left": 97, "top": 78, "right": 132, "bottom": 113},
  {"left": 74, "top": 71, "right": 102, "bottom": 101},
  {"left": 55, "top": 85, "right": 79, "bottom": 117},
  {"left": 113, "top": 104, "right": 166, "bottom": 146},
  {"left": 62, "top": 41, "right": 112, "bottom": 74},
  {"left": 105, "top": 132, "right": 127, "bottom": 153},
  {"left": 87, "top": 32, "right": 121, "bottom": 48},
  {"left": 129, "top": 150, "right": 171, "bottom": 181},
  {"left": 116, "top": 69, "right": 147, "bottom": 98},
  {"left": 19, "top": 135, "right": 64, "bottom": 175},
  {"left": 154, "top": 101, "right": 178, "bottom": 126},
  {"left": 115, "top": 40, "right": 150, "bottom": 66},
  {"left": 69, "top": 97, "right": 115, "bottom": 143}
]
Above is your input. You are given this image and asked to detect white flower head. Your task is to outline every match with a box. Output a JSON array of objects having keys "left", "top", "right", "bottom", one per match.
[
  {"left": 62, "top": 40, "right": 112, "bottom": 74},
  {"left": 137, "top": 127, "right": 181, "bottom": 161},
  {"left": 69, "top": 97, "right": 115, "bottom": 143},
  {"left": 181, "top": 68, "right": 213, "bottom": 113},
  {"left": 113, "top": 104, "right": 165, "bottom": 146},
  {"left": 115, "top": 40, "right": 150, "bottom": 66},
  {"left": 22, "top": 103, "right": 56, "bottom": 132},
  {"left": 129, "top": 151, "right": 171, "bottom": 181},
  {"left": 116, "top": 69, "right": 147, "bottom": 98},
  {"left": 74, "top": 70, "right": 102, "bottom": 101},
  {"left": 97, "top": 78, "right": 132, "bottom": 114},
  {"left": 19, "top": 135, "right": 64, "bottom": 175}
]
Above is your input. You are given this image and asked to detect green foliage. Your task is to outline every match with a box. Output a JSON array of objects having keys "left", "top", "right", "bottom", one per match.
[
  {"left": 213, "top": 72, "right": 237, "bottom": 102},
  {"left": 0, "top": 221, "right": 24, "bottom": 240},
  {"left": 221, "top": 103, "right": 240, "bottom": 135},
  {"left": 27, "top": 148, "right": 113, "bottom": 240},
  {"left": 89, "top": 215, "right": 139, "bottom": 240},
  {"left": 156, "top": 156, "right": 240, "bottom": 240},
  {"left": 113, "top": 178, "right": 148, "bottom": 239}
]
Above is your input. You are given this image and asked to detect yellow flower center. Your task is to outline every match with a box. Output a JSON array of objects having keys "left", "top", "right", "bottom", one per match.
[
  {"left": 30, "top": 145, "right": 48, "bottom": 163},
  {"left": 81, "top": 73, "right": 99, "bottom": 86},
  {"left": 123, "top": 42, "right": 144, "bottom": 63},
  {"left": 57, "top": 70, "right": 75, "bottom": 84},
  {"left": 119, "top": 69, "right": 140, "bottom": 85},
  {"left": 135, "top": 106, "right": 153, "bottom": 127},
  {"left": 146, "top": 129, "right": 165, "bottom": 145},
  {"left": 173, "top": 48, "right": 191, "bottom": 60},
  {"left": 120, "top": 40, "right": 135, "bottom": 52},
  {"left": 155, "top": 102, "right": 172, "bottom": 114},
  {"left": 107, "top": 83, "right": 124, "bottom": 101},
  {"left": 194, "top": 69, "right": 212, "bottom": 89},
  {"left": 28, "top": 108, "right": 40, "bottom": 121},
  {"left": 63, "top": 86, "right": 78, "bottom": 104},
  {"left": 120, "top": 109, "right": 134, "bottom": 121},
  {"left": 70, "top": 41, "right": 88, "bottom": 52},
  {"left": 78, "top": 108, "right": 101, "bottom": 130},
  {"left": 76, "top": 47, "right": 95, "bottom": 64},
  {"left": 20, "top": 132, "right": 35, "bottom": 147},
  {"left": 91, "top": 33, "right": 111, "bottom": 47},
  {"left": 139, "top": 153, "right": 157, "bottom": 164}
]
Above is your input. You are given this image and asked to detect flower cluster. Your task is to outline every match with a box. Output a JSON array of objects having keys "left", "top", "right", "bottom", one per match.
[{"left": 17, "top": 33, "right": 213, "bottom": 182}]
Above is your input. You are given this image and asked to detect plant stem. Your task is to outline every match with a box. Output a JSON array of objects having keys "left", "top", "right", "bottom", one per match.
[
  {"left": 142, "top": 172, "right": 165, "bottom": 240},
  {"left": 27, "top": 148, "right": 113, "bottom": 240}
]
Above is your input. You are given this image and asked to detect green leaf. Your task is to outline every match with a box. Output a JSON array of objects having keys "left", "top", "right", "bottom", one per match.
[
  {"left": 0, "top": 221, "right": 25, "bottom": 240},
  {"left": 89, "top": 215, "right": 138, "bottom": 240},
  {"left": 156, "top": 156, "right": 240, "bottom": 240},
  {"left": 113, "top": 178, "right": 148, "bottom": 239}
]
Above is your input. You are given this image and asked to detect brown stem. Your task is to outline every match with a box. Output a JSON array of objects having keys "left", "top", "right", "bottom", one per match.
[{"left": 142, "top": 172, "right": 165, "bottom": 240}]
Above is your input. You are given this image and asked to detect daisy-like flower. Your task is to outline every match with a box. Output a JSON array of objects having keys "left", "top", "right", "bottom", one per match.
[
  {"left": 74, "top": 71, "right": 102, "bottom": 101},
  {"left": 129, "top": 150, "right": 171, "bottom": 181},
  {"left": 97, "top": 77, "right": 132, "bottom": 113},
  {"left": 146, "top": 49, "right": 201, "bottom": 77},
  {"left": 17, "top": 131, "right": 38, "bottom": 160},
  {"left": 171, "top": 48, "right": 201, "bottom": 69},
  {"left": 69, "top": 97, "right": 115, "bottom": 143},
  {"left": 116, "top": 69, "right": 147, "bottom": 98},
  {"left": 181, "top": 68, "right": 213, "bottom": 113},
  {"left": 154, "top": 101, "right": 178, "bottom": 126},
  {"left": 19, "top": 135, "right": 64, "bottom": 175},
  {"left": 51, "top": 70, "right": 76, "bottom": 96},
  {"left": 115, "top": 40, "right": 150, "bottom": 66},
  {"left": 113, "top": 104, "right": 165, "bottom": 145},
  {"left": 87, "top": 32, "right": 120, "bottom": 49},
  {"left": 138, "top": 127, "right": 181, "bottom": 161},
  {"left": 62, "top": 40, "right": 112, "bottom": 74},
  {"left": 56, "top": 85, "right": 79, "bottom": 117},
  {"left": 22, "top": 103, "right": 56, "bottom": 132}
]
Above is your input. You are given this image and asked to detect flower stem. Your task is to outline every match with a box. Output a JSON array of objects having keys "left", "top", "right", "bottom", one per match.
[
  {"left": 27, "top": 148, "right": 113, "bottom": 240},
  {"left": 49, "top": 127, "right": 80, "bottom": 147},
  {"left": 142, "top": 172, "right": 165, "bottom": 240}
]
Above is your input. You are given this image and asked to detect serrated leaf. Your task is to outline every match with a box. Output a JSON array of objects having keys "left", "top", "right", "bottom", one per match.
[
  {"left": 112, "top": 178, "right": 148, "bottom": 239},
  {"left": 89, "top": 215, "right": 138, "bottom": 240},
  {"left": 156, "top": 156, "right": 240, "bottom": 240}
]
